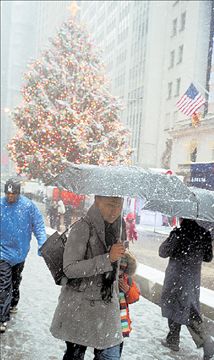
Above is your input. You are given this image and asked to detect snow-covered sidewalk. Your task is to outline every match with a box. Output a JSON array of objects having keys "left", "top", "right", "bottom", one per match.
[{"left": 1, "top": 238, "right": 208, "bottom": 360}]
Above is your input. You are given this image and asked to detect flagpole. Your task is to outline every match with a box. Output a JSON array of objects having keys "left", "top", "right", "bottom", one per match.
[
  {"left": 194, "top": 80, "right": 210, "bottom": 97},
  {"left": 190, "top": 79, "right": 210, "bottom": 117},
  {"left": 189, "top": 78, "right": 210, "bottom": 97}
]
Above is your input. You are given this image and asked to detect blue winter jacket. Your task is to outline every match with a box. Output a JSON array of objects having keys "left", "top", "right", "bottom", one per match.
[{"left": 0, "top": 195, "right": 47, "bottom": 266}]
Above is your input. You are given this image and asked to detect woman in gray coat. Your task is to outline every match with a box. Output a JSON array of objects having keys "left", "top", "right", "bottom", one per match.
[
  {"left": 50, "top": 196, "right": 126, "bottom": 360},
  {"left": 159, "top": 218, "right": 214, "bottom": 360}
]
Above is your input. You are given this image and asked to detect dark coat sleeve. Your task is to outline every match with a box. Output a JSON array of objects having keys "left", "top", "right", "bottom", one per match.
[
  {"left": 203, "top": 231, "right": 213, "bottom": 262},
  {"left": 159, "top": 229, "right": 179, "bottom": 258}
]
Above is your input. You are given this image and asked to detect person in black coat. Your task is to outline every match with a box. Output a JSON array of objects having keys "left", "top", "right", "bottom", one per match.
[
  {"left": 64, "top": 204, "right": 73, "bottom": 228},
  {"left": 48, "top": 200, "right": 59, "bottom": 230},
  {"left": 159, "top": 218, "right": 214, "bottom": 360}
]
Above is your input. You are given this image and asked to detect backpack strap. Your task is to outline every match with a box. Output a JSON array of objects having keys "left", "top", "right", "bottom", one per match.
[
  {"left": 81, "top": 215, "right": 93, "bottom": 237},
  {"left": 81, "top": 215, "right": 94, "bottom": 258},
  {"left": 61, "top": 215, "right": 93, "bottom": 253},
  {"left": 60, "top": 222, "right": 76, "bottom": 245}
]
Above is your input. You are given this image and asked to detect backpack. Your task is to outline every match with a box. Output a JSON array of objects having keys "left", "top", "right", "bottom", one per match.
[{"left": 40, "top": 216, "right": 92, "bottom": 285}]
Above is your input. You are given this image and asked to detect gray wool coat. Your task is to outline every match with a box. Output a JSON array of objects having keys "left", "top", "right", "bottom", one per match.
[
  {"left": 159, "top": 225, "right": 213, "bottom": 325},
  {"left": 50, "top": 204, "right": 123, "bottom": 349}
]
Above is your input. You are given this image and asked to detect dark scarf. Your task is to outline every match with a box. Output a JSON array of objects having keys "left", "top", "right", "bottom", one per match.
[{"left": 100, "top": 220, "right": 121, "bottom": 303}]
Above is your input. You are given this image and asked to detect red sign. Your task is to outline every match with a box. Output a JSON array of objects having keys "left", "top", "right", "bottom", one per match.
[{"left": 53, "top": 188, "right": 85, "bottom": 207}]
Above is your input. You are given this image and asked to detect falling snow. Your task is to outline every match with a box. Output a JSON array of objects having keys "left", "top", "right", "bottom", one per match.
[{"left": 1, "top": 237, "right": 211, "bottom": 360}]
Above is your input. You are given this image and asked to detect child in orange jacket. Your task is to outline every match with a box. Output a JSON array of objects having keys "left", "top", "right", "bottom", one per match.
[{"left": 119, "top": 250, "right": 141, "bottom": 355}]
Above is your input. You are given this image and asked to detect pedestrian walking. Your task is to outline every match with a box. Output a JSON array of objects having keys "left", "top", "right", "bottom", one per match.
[
  {"left": 159, "top": 218, "right": 214, "bottom": 360},
  {"left": 57, "top": 198, "right": 65, "bottom": 232},
  {"left": 64, "top": 204, "right": 73, "bottom": 228},
  {"left": 0, "top": 178, "right": 47, "bottom": 333},
  {"left": 125, "top": 213, "right": 138, "bottom": 243},
  {"left": 48, "top": 200, "right": 59, "bottom": 229},
  {"left": 118, "top": 251, "right": 140, "bottom": 356},
  {"left": 50, "top": 196, "right": 126, "bottom": 360}
]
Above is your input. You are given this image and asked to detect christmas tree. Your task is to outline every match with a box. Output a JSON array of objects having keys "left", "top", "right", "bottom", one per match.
[{"left": 8, "top": 16, "right": 132, "bottom": 182}]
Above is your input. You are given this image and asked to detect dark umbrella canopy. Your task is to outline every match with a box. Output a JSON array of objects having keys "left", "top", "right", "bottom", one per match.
[{"left": 47, "top": 163, "right": 195, "bottom": 202}]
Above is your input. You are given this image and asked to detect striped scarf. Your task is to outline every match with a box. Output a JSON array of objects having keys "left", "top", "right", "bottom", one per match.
[{"left": 119, "top": 291, "right": 130, "bottom": 337}]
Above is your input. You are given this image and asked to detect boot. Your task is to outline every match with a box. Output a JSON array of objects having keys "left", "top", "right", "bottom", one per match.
[
  {"left": 161, "top": 339, "right": 180, "bottom": 352},
  {"left": 203, "top": 337, "right": 214, "bottom": 360},
  {"left": 0, "top": 322, "right": 7, "bottom": 333},
  {"left": 10, "top": 306, "right": 18, "bottom": 314}
]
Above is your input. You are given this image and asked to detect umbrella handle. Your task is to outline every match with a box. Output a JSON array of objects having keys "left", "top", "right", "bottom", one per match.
[
  {"left": 119, "top": 214, "right": 123, "bottom": 241},
  {"left": 196, "top": 200, "right": 199, "bottom": 219}
]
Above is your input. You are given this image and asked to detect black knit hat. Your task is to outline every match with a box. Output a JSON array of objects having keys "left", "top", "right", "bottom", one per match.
[{"left": 4, "top": 178, "right": 21, "bottom": 194}]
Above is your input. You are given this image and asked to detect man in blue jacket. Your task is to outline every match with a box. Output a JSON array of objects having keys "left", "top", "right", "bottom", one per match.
[{"left": 0, "top": 178, "right": 47, "bottom": 333}]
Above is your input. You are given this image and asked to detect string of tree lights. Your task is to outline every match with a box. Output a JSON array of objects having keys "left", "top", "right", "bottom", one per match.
[{"left": 8, "top": 18, "right": 133, "bottom": 182}]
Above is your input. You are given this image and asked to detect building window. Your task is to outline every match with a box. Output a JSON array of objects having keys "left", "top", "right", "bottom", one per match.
[
  {"left": 145, "top": 18, "right": 148, "bottom": 33},
  {"left": 172, "top": 18, "right": 177, "bottom": 37},
  {"left": 190, "top": 146, "right": 197, "bottom": 162},
  {"left": 177, "top": 45, "right": 183, "bottom": 64},
  {"left": 108, "top": 1, "right": 117, "bottom": 13},
  {"left": 169, "top": 50, "right": 175, "bottom": 68},
  {"left": 165, "top": 113, "right": 170, "bottom": 129},
  {"left": 173, "top": 110, "right": 178, "bottom": 124},
  {"left": 167, "top": 82, "right": 173, "bottom": 99},
  {"left": 175, "top": 78, "right": 181, "bottom": 97},
  {"left": 180, "top": 12, "right": 186, "bottom": 32}
]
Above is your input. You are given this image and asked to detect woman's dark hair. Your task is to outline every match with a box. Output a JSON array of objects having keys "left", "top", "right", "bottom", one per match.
[
  {"left": 171, "top": 218, "right": 209, "bottom": 260},
  {"left": 180, "top": 218, "right": 206, "bottom": 235},
  {"left": 180, "top": 218, "right": 198, "bottom": 228}
]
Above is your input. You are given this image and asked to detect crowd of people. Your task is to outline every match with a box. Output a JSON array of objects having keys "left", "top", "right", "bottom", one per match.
[
  {"left": 47, "top": 197, "right": 84, "bottom": 232},
  {"left": 0, "top": 178, "right": 213, "bottom": 360},
  {"left": 48, "top": 199, "right": 66, "bottom": 231}
]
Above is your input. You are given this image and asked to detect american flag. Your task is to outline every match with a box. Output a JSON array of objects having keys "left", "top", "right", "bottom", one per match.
[{"left": 176, "top": 83, "right": 206, "bottom": 116}]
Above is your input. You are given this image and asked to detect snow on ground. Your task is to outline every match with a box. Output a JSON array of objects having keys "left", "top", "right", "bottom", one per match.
[{"left": 1, "top": 238, "right": 206, "bottom": 360}]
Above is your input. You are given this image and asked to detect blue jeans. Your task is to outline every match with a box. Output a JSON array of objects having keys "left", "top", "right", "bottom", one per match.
[
  {"left": 94, "top": 344, "right": 121, "bottom": 360},
  {"left": 63, "top": 341, "right": 121, "bottom": 360}
]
